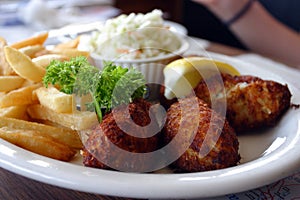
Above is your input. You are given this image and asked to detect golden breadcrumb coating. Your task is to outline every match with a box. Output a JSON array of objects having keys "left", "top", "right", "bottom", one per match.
[
  {"left": 82, "top": 98, "right": 161, "bottom": 171},
  {"left": 163, "top": 97, "right": 240, "bottom": 172},
  {"left": 194, "top": 73, "right": 292, "bottom": 132}
]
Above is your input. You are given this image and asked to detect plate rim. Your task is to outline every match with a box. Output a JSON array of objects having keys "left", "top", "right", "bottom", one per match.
[{"left": 1, "top": 51, "right": 300, "bottom": 199}]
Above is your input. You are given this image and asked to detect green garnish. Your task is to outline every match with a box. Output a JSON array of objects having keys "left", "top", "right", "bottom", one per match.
[
  {"left": 43, "top": 56, "right": 89, "bottom": 94},
  {"left": 43, "top": 56, "right": 146, "bottom": 121}
]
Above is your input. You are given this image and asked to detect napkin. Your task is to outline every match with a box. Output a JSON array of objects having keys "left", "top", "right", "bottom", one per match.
[
  {"left": 17, "top": 0, "right": 76, "bottom": 29},
  {"left": 17, "top": 0, "right": 119, "bottom": 30}
]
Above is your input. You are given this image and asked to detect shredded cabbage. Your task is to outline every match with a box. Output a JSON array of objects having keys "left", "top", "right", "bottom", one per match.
[{"left": 78, "top": 9, "right": 182, "bottom": 60}]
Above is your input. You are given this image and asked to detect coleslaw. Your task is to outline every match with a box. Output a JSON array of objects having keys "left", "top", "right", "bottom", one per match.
[{"left": 78, "top": 9, "right": 182, "bottom": 60}]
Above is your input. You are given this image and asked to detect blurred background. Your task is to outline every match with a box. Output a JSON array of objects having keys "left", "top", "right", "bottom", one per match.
[
  {"left": 114, "top": 0, "right": 246, "bottom": 49},
  {"left": 0, "top": 0, "right": 246, "bottom": 48}
]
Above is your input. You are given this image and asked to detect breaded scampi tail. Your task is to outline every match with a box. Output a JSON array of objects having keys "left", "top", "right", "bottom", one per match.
[
  {"left": 194, "top": 73, "right": 292, "bottom": 132},
  {"left": 163, "top": 97, "right": 240, "bottom": 172},
  {"left": 82, "top": 98, "right": 161, "bottom": 172}
]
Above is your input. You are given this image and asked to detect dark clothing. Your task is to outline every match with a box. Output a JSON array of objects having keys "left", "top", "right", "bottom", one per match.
[
  {"left": 182, "top": 0, "right": 300, "bottom": 49},
  {"left": 260, "top": 0, "right": 300, "bottom": 32}
]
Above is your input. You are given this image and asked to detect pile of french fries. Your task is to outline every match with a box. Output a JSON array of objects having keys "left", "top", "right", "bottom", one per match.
[{"left": 0, "top": 32, "right": 98, "bottom": 161}]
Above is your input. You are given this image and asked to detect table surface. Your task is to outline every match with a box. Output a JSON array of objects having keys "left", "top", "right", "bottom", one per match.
[{"left": 0, "top": 30, "right": 297, "bottom": 200}]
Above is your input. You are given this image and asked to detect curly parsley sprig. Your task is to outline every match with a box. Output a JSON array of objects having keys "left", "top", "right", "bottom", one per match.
[
  {"left": 43, "top": 56, "right": 146, "bottom": 122},
  {"left": 43, "top": 56, "right": 89, "bottom": 94}
]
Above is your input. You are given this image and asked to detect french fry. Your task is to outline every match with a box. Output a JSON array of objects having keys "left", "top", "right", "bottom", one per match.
[
  {"left": 0, "top": 76, "right": 25, "bottom": 92},
  {"left": 34, "top": 119, "right": 68, "bottom": 128},
  {"left": 0, "top": 36, "right": 15, "bottom": 75},
  {"left": 32, "top": 54, "right": 69, "bottom": 68},
  {"left": 27, "top": 104, "right": 98, "bottom": 131},
  {"left": 19, "top": 45, "right": 45, "bottom": 58},
  {"left": 0, "top": 34, "right": 101, "bottom": 162},
  {"left": 4, "top": 46, "right": 46, "bottom": 82},
  {"left": 0, "top": 92, "right": 5, "bottom": 98},
  {"left": 33, "top": 49, "right": 51, "bottom": 57},
  {"left": 77, "top": 94, "right": 93, "bottom": 111},
  {"left": 54, "top": 37, "right": 80, "bottom": 49},
  {"left": 50, "top": 48, "right": 90, "bottom": 58},
  {"left": 0, "top": 83, "right": 41, "bottom": 108},
  {"left": 0, "top": 127, "right": 77, "bottom": 161},
  {"left": 0, "top": 105, "right": 28, "bottom": 120},
  {"left": 21, "top": 79, "right": 36, "bottom": 87},
  {"left": 0, "top": 116, "right": 82, "bottom": 149},
  {"left": 35, "top": 86, "right": 75, "bottom": 113},
  {"left": 9, "top": 32, "right": 48, "bottom": 49}
]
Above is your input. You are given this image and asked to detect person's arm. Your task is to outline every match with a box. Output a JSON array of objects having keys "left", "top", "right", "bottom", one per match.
[{"left": 193, "top": 0, "right": 300, "bottom": 68}]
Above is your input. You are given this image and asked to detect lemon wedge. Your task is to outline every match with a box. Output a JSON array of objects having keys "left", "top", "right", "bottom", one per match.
[{"left": 163, "top": 57, "right": 240, "bottom": 99}]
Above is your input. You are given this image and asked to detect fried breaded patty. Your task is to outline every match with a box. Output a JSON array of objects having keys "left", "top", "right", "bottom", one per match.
[
  {"left": 82, "top": 98, "right": 161, "bottom": 172},
  {"left": 163, "top": 97, "right": 240, "bottom": 172},
  {"left": 194, "top": 73, "right": 292, "bottom": 132}
]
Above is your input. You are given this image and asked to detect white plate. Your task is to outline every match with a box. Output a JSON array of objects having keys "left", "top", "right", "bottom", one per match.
[
  {"left": 164, "top": 20, "right": 188, "bottom": 36},
  {"left": 1, "top": 51, "right": 300, "bottom": 199}
]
